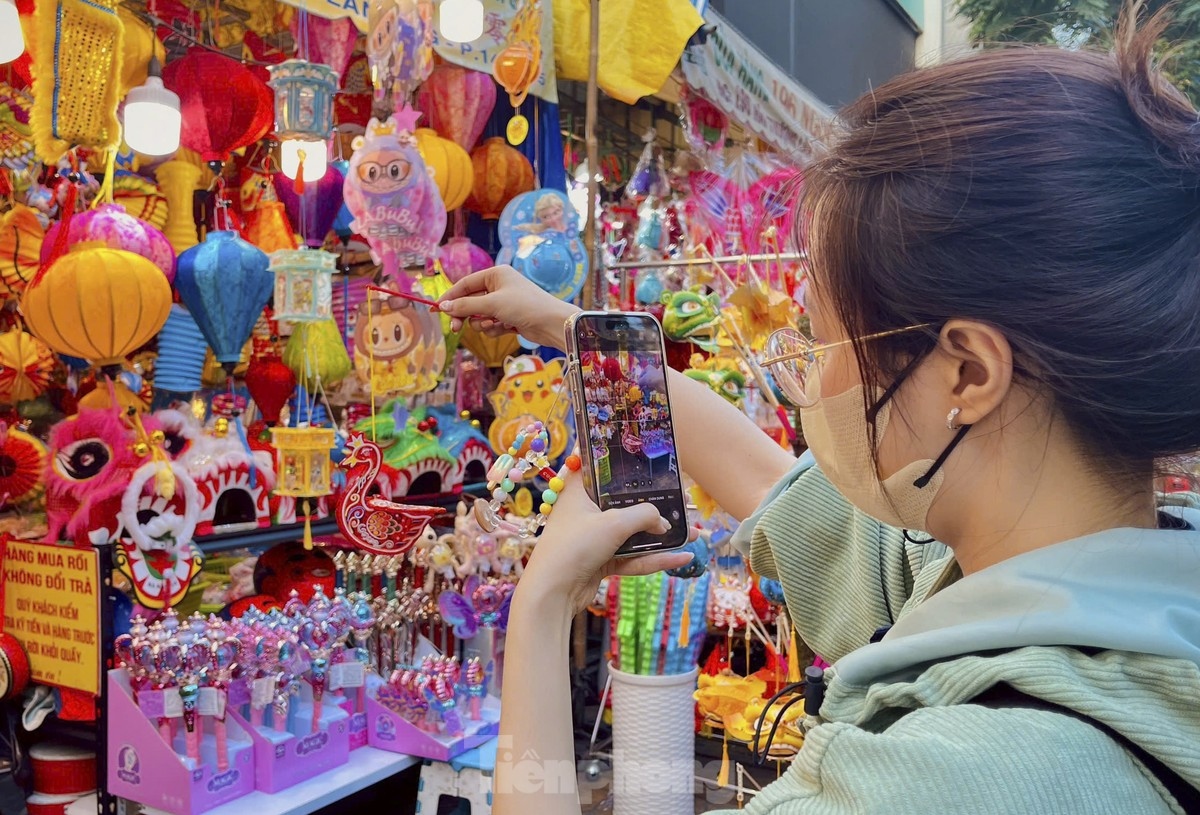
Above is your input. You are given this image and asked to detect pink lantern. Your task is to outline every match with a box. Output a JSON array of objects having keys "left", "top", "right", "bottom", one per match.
[
  {"left": 416, "top": 64, "right": 497, "bottom": 152},
  {"left": 41, "top": 203, "right": 175, "bottom": 283},
  {"left": 289, "top": 15, "right": 359, "bottom": 79},
  {"left": 439, "top": 236, "right": 492, "bottom": 283}
]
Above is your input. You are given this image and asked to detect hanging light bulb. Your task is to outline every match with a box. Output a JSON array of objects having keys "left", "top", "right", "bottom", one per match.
[
  {"left": 0, "top": 0, "right": 25, "bottom": 65},
  {"left": 280, "top": 138, "right": 329, "bottom": 183},
  {"left": 123, "top": 56, "right": 182, "bottom": 157},
  {"left": 439, "top": 0, "right": 484, "bottom": 44}
]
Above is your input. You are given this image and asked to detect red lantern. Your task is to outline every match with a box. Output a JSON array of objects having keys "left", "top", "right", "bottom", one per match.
[
  {"left": 603, "top": 356, "right": 623, "bottom": 383},
  {"left": 163, "top": 50, "right": 273, "bottom": 171},
  {"left": 245, "top": 356, "right": 297, "bottom": 426}
]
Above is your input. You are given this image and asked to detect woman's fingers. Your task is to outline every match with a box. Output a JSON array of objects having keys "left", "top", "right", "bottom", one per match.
[{"left": 610, "top": 551, "right": 693, "bottom": 578}]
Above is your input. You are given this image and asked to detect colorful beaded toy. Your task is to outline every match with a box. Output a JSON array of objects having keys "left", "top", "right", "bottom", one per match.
[{"left": 474, "top": 420, "right": 582, "bottom": 538}]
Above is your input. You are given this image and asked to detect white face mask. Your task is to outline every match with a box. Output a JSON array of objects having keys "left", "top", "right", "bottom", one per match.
[{"left": 799, "top": 384, "right": 951, "bottom": 532}]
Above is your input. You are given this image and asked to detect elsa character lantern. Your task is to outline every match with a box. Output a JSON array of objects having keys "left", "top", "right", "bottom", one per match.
[
  {"left": 496, "top": 189, "right": 587, "bottom": 301},
  {"left": 342, "top": 109, "right": 446, "bottom": 292}
]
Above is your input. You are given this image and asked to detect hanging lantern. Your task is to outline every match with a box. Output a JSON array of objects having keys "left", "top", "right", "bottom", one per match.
[
  {"left": 0, "top": 427, "right": 46, "bottom": 507},
  {"left": 439, "top": 236, "right": 492, "bottom": 284},
  {"left": 21, "top": 244, "right": 172, "bottom": 371},
  {"left": 41, "top": 203, "right": 175, "bottom": 283},
  {"left": 289, "top": 15, "right": 359, "bottom": 79},
  {"left": 271, "top": 427, "right": 335, "bottom": 496},
  {"left": 459, "top": 322, "right": 519, "bottom": 368},
  {"left": 0, "top": 328, "right": 54, "bottom": 403},
  {"left": 269, "top": 59, "right": 337, "bottom": 139},
  {"left": 272, "top": 164, "right": 344, "bottom": 248},
  {"left": 282, "top": 318, "right": 352, "bottom": 390},
  {"left": 416, "top": 63, "right": 497, "bottom": 152},
  {"left": 288, "top": 385, "right": 329, "bottom": 427},
  {"left": 175, "top": 230, "right": 273, "bottom": 376},
  {"left": 271, "top": 249, "right": 335, "bottom": 323},
  {"left": 112, "top": 174, "right": 168, "bottom": 230},
  {"left": 163, "top": 50, "right": 273, "bottom": 173},
  {"left": 246, "top": 356, "right": 296, "bottom": 426},
  {"left": 155, "top": 159, "right": 203, "bottom": 254},
  {"left": 492, "top": 42, "right": 539, "bottom": 109},
  {"left": 242, "top": 200, "right": 299, "bottom": 254},
  {"left": 154, "top": 304, "right": 208, "bottom": 395},
  {"left": 465, "top": 137, "right": 535, "bottom": 220},
  {"left": 414, "top": 128, "right": 474, "bottom": 212},
  {"left": 0, "top": 204, "right": 43, "bottom": 301}
]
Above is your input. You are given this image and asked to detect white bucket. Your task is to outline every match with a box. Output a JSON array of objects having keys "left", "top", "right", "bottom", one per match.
[{"left": 608, "top": 661, "right": 698, "bottom": 815}]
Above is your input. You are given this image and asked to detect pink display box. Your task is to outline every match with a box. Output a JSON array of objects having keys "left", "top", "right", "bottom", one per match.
[
  {"left": 225, "top": 679, "right": 351, "bottom": 793},
  {"left": 107, "top": 670, "right": 255, "bottom": 815},
  {"left": 365, "top": 675, "right": 500, "bottom": 762},
  {"left": 337, "top": 696, "right": 370, "bottom": 751}
]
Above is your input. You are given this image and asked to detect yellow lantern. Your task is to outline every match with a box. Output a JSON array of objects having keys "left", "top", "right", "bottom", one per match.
[
  {"left": 156, "top": 159, "right": 203, "bottom": 254},
  {"left": 0, "top": 329, "right": 55, "bottom": 403},
  {"left": 242, "top": 201, "right": 299, "bottom": 254},
  {"left": 117, "top": 7, "right": 166, "bottom": 98},
  {"left": 414, "top": 127, "right": 475, "bottom": 212},
  {"left": 271, "top": 427, "right": 335, "bottom": 497},
  {"left": 21, "top": 243, "right": 172, "bottom": 371}
]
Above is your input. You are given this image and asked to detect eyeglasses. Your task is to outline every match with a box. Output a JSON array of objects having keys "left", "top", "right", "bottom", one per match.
[{"left": 762, "top": 325, "right": 932, "bottom": 407}]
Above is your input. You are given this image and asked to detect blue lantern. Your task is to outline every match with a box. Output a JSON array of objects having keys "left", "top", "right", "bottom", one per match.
[
  {"left": 176, "top": 230, "right": 272, "bottom": 377},
  {"left": 268, "top": 59, "right": 338, "bottom": 139},
  {"left": 154, "top": 304, "right": 208, "bottom": 393}
]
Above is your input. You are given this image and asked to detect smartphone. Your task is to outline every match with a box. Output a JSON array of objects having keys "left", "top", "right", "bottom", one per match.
[{"left": 565, "top": 311, "right": 689, "bottom": 556}]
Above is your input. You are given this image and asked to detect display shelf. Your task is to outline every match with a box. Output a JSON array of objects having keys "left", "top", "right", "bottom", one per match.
[{"left": 67, "top": 748, "right": 419, "bottom": 815}]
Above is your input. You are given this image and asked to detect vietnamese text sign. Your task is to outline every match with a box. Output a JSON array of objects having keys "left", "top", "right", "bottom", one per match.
[{"left": 2, "top": 541, "right": 101, "bottom": 695}]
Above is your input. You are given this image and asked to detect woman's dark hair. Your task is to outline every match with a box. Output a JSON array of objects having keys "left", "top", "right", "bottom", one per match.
[{"left": 799, "top": 5, "right": 1200, "bottom": 475}]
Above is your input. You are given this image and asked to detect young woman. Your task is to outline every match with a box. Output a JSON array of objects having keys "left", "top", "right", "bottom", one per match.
[{"left": 438, "top": 10, "right": 1200, "bottom": 813}]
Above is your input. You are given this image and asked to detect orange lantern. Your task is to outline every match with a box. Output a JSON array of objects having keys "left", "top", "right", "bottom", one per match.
[
  {"left": 0, "top": 205, "right": 44, "bottom": 301},
  {"left": 0, "top": 329, "right": 55, "bottom": 403},
  {"left": 465, "top": 137, "right": 535, "bottom": 220},
  {"left": 242, "top": 201, "right": 299, "bottom": 254},
  {"left": 414, "top": 128, "right": 475, "bottom": 212},
  {"left": 21, "top": 244, "right": 172, "bottom": 371},
  {"left": 492, "top": 42, "right": 539, "bottom": 108}
]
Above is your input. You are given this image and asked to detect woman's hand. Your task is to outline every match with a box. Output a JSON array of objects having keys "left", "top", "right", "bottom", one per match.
[
  {"left": 515, "top": 464, "right": 693, "bottom": 617},
  {"left": 438, "top": 265, "right": 580, "bottom": 351}
]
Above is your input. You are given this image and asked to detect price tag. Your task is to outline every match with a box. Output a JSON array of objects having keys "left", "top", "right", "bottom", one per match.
[
  {"left": 329, "top": 661, "right": 365, "bottom": 690},
  {"left": 251, "top": 677, "right": 275, "bottom": 709},
  {"left": 198, "top": 688, "right": 227, "bottom": 718},
  {"left": 163, "top": 691, "right": 183, "bottom": 719}
]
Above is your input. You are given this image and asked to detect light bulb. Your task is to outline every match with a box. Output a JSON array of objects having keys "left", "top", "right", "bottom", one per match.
[
  {"left": 122, "top": 59, "right": 182, "bottom": 157},
  {"left": 0, "top": 0, "right": 26, "bottom": 65},
  {"left": 439, "top": 0, "right": 484, "bottom": 44},
  {"left": 280, "top": 139, "right": 329, "bottom": 183}
]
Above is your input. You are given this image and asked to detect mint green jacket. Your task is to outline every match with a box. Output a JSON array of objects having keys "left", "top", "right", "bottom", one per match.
[{"left": 717, "top": 455, "right": 1200, "bottom": 814}]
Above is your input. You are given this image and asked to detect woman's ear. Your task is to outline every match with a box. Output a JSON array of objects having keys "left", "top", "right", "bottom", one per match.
[{"left": 937, "top": 319, "right": 1014, "bottom": 425}]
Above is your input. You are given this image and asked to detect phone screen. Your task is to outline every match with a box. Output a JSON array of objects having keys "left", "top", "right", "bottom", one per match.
[{"left": 571, "top": 313, "right": 687, "bottom": 553}]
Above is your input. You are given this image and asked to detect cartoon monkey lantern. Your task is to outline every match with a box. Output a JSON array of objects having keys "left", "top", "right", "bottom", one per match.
[{"left": 353, "top": 290, "right": 445, "bottom": 398}]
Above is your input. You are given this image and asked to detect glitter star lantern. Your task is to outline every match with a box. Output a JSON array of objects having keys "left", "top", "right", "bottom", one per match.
[{"left": 271, "top": 249, "right": 335, "bottom": 323}]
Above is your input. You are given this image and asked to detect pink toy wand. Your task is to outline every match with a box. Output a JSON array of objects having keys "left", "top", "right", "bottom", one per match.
[
  {"left": 179, "top": 679, "right": 201, "bottom": 767},
  {"left": 209, "top": 635, "right": 240, "bottom": 773},
  {"left": 464, "top": 658, "right": 486, "bottom": 721},
  {"left": 273, "top": 637, "right": 297, "bottom": 733},
  {"left": 150, "top": 642, "right": 180, "bottom": 747}
]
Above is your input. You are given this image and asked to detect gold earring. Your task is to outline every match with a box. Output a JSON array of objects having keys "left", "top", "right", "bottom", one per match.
[{"left": 946, "top": 407, "right": 962, "bottom": 430}]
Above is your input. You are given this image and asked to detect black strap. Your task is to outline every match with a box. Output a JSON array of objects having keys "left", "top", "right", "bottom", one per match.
[{"left": 971, "top": 683, "right": 1200, "bottom": 814}]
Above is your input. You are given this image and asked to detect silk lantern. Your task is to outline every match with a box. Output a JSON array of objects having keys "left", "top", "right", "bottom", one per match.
[
  {"left": 41, "top": 204, "right": 175, "bottom": 283},
  {"left": 439, "top": 236, "right": 492, "bottom": 284},
  {"left": 283, "top": 318, "right": 352, "bottom": 390},
  {"left": 272, "top": 164, "right": 344, "bottom": 248},
  {"left": 414, "top": 128, "right": 474, "bottom": 212},
  {"left": 0, "top": 204, "right": 43, "bottom": 300},
  {"left": 465, "top": 137, "right": 534, "bottom": 220},
  {"left": 242, "top": 201, "right": 298, "bottom": 254},
  {"left": 246, "top": 356, "right": 296, "bottom": 425},
  {"left": 154, "top": 304, "right": 208, "bottom": 394},
  {"left": 271, "top": 249, "right": 335, "bottom": 323},
  {"left": 163, "top": 50, "right": 273, "bottom": 172},
  {"left": 416, "top": 63, "right": 496, "bottom": 151},
  {"left": 0, "top": 329, "right": 54, "bottom": 403},
  {"left": 175, "top": 230, "right": 273, "bottom": 376},
  {"left": 289, "top": 15, "right": 359, "bottom": 79},
  {"left": 21, "top": 244, "right": 172, "bottom": 372}
]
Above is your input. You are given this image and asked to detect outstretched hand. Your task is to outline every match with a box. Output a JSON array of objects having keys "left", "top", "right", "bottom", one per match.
[{"left": 438, "top": 266, "right": 579, "bottom": 351}]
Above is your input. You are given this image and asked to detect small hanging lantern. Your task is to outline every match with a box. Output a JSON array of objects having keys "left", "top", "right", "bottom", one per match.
[
  {"left": 271, "top": 427, "right": 336, "bottom": 498},
  {"left": 271, "top": 249, "right": 335, "bottom": 323},
  {"left": 269, "top": 59, "right": 338, "bottom": 186}
]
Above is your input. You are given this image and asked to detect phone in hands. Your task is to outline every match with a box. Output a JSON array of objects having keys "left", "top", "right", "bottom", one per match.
[{"left": 565, "top": 311, "right": 689, "bottom": 556}]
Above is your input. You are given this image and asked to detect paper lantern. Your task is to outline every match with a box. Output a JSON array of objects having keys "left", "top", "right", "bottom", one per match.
[
  {"left": 439, "top": 236, "right": 492, "bottom": 283},
  {"left": 0, "top": 204, "right": 43, "bottom": 300},
  {"left": 175, "top": 230, "right": 273, "bottom": 374},
  {"left": 272, "top": 164, "right": 344, "bottom": 248},
  {"left": 414, "top": 128, "right": 474, "bottom": 212},
  {"left": 0, "top": 329, "right": 54, "bottom": 403},
  {"left": 460, "top": 323, "right": 519, "bottom": 368},
  {"left": 0, "top": 427, "right": 46, "bottom": 506},
  {"left": 342, "top": 111, "right": 447, "bottom": 285},
  {"left": 465, "top": 137, "right": 534, "bottom": 220},
  {"left": 282, "top": 318, "right": 352, "bottom": 389},
  {"left": 41, "top": 204, "right": 175, "bottom": 283},
  {"left": 242, "top": 201, "right": 298, "bottom": 254},
  {"left": 416, "top": 63, "right": 496, "bottom": 151},
  {"left": 271, "top": 427, "right": 335, "bottom": 497},
  {"left": 155, "top": 159, "right": 202, "bottom": 254},
  {"left": 271, "top": 249, "right": 335, "bottom": 323},
  {"left": 112, "top": 173, "right": 168, "bottom": 230},
  {"left": 154, "top": 304, "right": 207, "bottom": 394},
  {"left": 163, "top": 50, "right": 273, "bottom": 170},
  {"left": 289, "top": 15, "right": 359, "bottom": 79},
  {"left": 21, "top": 244, "right": 172, "bottom": 369},
  {"left": 246, "top": 356, "right": 296, "bottom": 425}
]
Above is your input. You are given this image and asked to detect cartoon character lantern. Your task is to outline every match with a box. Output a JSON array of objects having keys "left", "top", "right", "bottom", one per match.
[
  {"left": 353, "top": 291, "right": 445, "bottom": 398},
  {"left": 487, "top": 356, "right": 570, "bottom": 459},
  {"left": 342, "top": 110, "right": 446, "bottom": 291},
  {"left": 366, "top": 0, "right": 434, "bottom": 105}
]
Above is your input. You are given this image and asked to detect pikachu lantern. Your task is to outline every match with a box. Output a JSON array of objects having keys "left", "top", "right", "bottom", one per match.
[{"left": 487, "top": 355, "right": 571, "bottom": 459}]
